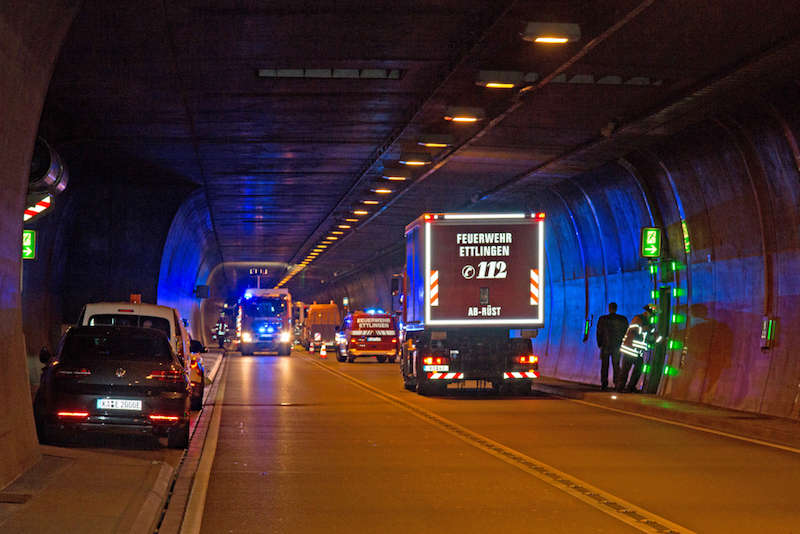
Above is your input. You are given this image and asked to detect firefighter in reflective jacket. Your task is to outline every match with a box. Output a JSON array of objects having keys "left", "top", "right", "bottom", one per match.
[
  {"left": 617, "top": 304, "right": 657, "bottom": 392},
  {"left": 213, "top": 316, "right": 228, "bottom": 348}
]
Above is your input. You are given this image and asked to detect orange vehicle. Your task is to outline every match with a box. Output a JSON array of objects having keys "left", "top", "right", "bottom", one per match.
[{"left": 336, "top": 309, "right": 398, "bottom": 363}]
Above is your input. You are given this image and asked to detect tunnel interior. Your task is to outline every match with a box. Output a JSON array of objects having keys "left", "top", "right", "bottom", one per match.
[{"left": 3, "top": 0, "right": 800, "bottom": 488}]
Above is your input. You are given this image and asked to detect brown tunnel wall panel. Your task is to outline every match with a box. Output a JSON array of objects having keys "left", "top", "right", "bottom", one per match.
[
  {"left": 302, "top": 87, "right": 800, "bottom": 420},
  {"left": 0, "top": 0, "right": 81, "bottom": 488}
]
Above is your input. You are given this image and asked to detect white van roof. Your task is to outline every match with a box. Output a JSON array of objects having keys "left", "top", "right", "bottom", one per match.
[{"left": 82, "top": 302, "right": 176, "bottom": 318}]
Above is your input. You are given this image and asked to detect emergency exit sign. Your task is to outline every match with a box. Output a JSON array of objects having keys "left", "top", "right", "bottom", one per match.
[
  {"left": 640, "top": 227, "right": 662, "bottom": 258},
  {"left": 22, "top": 230, "right": 36, "bottom": 260}
]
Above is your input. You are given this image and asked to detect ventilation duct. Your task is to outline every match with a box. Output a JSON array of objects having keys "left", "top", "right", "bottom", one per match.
[{"left": 29, "top": 137, "right": 68, "bottom": 195}]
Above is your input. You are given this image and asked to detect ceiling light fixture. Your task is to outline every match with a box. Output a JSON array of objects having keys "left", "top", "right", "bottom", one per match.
[
  {"left": 338, "top": 224, "right": 351, "bottom": 229},
  {"left": 444, "top": 106, "right": 485, "bottom": 123},
  {"left": 331, "top": 230, "right": 344, "bottom": 234},
  {"left": 398, "top": 153, "right": 432, "bottom": 166},
  {"left": 381, "top": 167, "right": 411, "bottom": 181},
  {"left": 353, "top": 210, "right": 368, "bottom": 215},
  {"left": 522, "top": 22, "right": 581, "bottom": 44},
  {"left": 417, "top": 133, "right": 454, "bottom": 148},
  {"left": 345, "top": 218, "right": 359, "bottom": 222},
  {"left": 362, "top": 200, "right": 379, "bottom": 205},
  {"left": 327, "top": 236, "right": 339, "bottom": 240},
  {"left": 476, "top": 70, "right": 523, "bottom": 89},
  {"left": 372, "top": 188, "right": 392, "bottom": 194}
]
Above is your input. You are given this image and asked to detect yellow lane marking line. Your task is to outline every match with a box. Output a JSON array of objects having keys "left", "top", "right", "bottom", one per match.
[
  {"left": 180, "top": 364, "right": 228, "bottom": 534},
  {"left": 302, "top": 356, "right": 693, "bottom": 534},
  {"left": 569, "top": 398, "right": 800, "bottom": 455}
]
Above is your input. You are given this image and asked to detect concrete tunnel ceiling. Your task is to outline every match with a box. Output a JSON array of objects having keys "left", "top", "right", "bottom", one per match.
[{"left": 40, "top": 0, "right": 800, "bottom": 297}]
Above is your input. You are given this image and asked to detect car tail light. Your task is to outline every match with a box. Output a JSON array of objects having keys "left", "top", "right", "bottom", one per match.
[
  {"left": 423, "top": 356, "right": 448, "bottom": 365},
  {"left": 56, "top": 368, "right": 92, "bottom": 376},
  {"left": 147, "top": 370, "right": 183, "bottom": 381},
  {"left": 392, "top": 338, "right": 397, "bottom": 343},
  {"left": 518, "top": 355, "right": 539, "bottom": 364},
  {"left": 58, "top": 411, "right": 89, "bottom": 419},
  {"left": 149, "top": 414, "right": 180, "bottom": 422}
]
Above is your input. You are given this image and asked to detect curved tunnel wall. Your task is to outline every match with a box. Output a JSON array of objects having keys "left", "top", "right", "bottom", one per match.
[
  {"left": 305, "top": 85, "right": 800, "bottom": 419},
  {"left": 156, "top": 191, "right": 222, "bottom": 345},
  {"left": 0, "top": 0, "right": 81, "bottom": 488}
]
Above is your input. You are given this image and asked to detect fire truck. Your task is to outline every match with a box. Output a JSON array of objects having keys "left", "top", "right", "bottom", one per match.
[
  {"left": 398, "top": 212, "right": 545, "bottom": 395},
  {"left": 237, "top": 288, "right": 292, "bottom": 355}
]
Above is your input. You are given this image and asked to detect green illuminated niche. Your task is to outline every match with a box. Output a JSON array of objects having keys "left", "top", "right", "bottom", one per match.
[
  {"left": 671, "top": 314, "right": 686, "bottom": 324},
  {"left": 649, "top": 264, "right": 658, "bottom": 275},
  {"left": 681, "top": 219, "right": 691, "bottom": 254},
  {"left": 642, "top": 364, "right": 651, "bottom": 374},
  {"left": 651, "top": 290, "right": 659, "bottom": 299},
  {"left": 668, "top": 339, "right": 683, "bottom": 350},
  {"left": 672, "top": 288, "right": 686, "bottom": 297},
  {"left": 663, "top": 365, "right": 680, "bottom": 377}
]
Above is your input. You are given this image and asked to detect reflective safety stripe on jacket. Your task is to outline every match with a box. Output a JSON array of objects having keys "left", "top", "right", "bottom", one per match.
[{"left": 621, "top": 315, "right": 649, "bottom": 358}]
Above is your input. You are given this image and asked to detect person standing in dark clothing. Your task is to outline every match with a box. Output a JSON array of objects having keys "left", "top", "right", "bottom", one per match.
[{"left": 596, "top": 302, "right": 629, "bottom": 391}]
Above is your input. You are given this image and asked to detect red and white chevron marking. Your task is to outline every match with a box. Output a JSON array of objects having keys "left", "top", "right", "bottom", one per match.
[
  {"left": 430, "top": 269, "right": 439, "bottom": 306},
  {"left": 23, "top": 195, "right": 52, "bottom": 222},
  {"left": 530, "top": 268, "right": 540, "bottom": 305},
  {"left": 503, "top": 371, "right": 540, "bottom": 379},
  {"left": 427, "top": 372, "right": 463, "bottom": 380}
]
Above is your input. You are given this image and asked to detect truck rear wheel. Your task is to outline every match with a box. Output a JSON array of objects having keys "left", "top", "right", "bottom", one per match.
[
  {"left": 388, "top": 356, "right": 396, "bottom": 363},
  {"left": 376, "top": 355, "right": 387, "bottom": 363}
]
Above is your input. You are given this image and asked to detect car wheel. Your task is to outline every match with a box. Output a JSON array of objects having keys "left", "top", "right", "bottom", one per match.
[
  {"left": 388, "top": 356, "right": 396, "bottom": 364},
  {"left": 376, "top": 355, "right": 387, "bottom": 363},
  {"left": 167, "top": 421, "right": 189, "bottom": 449},
  {"left": 347, "top": 355, "right": 355, "bottom": 363},
  {"left": 336, "top": 353, "right": 346, "bottom": 362},
  {"left": 191, "top": 381, "right": 204, "bottom": 411}
]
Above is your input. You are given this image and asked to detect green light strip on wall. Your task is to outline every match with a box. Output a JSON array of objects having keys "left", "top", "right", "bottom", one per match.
[{"left": 681, "top": 219, "right": 691, "bottom": 254}]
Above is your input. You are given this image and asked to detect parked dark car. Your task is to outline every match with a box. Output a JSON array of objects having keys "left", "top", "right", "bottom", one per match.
[{"left": 34, "top": 326, "right": 190, "bottom": 448}]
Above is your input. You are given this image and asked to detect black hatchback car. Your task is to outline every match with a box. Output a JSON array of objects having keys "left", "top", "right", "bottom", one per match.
[{"left": 35, "top": 326, "right": 191, "bottom": 448}]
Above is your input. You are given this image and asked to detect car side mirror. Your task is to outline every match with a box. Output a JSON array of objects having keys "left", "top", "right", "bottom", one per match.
[
  {"left": 39, "top": 347, "right": 52, "bottom": 363},
  {"left": 190, "top": 339, "right": 206, "bottom": 353}
]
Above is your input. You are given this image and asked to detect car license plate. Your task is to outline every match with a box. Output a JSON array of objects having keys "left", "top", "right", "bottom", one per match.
[
  {"left": 367, "top": 337, "right": 382, "bottom": 342},
  {"left": 423, "top": 365, "right": 449, "bottom": 372},
  {"left": 97, "top": 399, "right": 142, "bottom": 411}
]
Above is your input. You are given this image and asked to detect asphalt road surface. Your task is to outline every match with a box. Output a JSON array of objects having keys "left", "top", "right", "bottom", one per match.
[{"left": 197, "top": 349, "right": 800, "bottom": 533}]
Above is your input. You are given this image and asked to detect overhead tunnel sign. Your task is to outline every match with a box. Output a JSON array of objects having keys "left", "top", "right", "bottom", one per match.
[
  {"left": 640, "top": 227, "right": 662, "bottom": 259},
  {"left": 22, "top": 230, "right": 36, "bottom": 260}
]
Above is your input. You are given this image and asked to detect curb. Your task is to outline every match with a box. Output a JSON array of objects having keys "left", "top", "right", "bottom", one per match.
[{"left": 126, "top": 462, "right": 175, "bottom": 534}]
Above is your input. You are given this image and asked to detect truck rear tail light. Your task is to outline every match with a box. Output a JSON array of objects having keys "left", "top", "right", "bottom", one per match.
[
  {"left": 58, "top": 411, "right": 89, "bottom": 419},
  {"left": 423, "top": 356, "right": 447, "bottom": 365},
  {"left": 518, "top": 355, "right": 538, "bottom": 364},
  {"left": 56, "top": 368, "right": 92, "bottom": 376},
  {"left": 392, "top": 338, "right": 397, "bottom": 343},
  {"left": 147, "top": 370, "right": 183, "bottom": 381}
]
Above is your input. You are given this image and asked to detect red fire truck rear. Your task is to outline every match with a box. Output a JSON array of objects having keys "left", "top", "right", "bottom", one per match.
[
  {"left": 336, "top": 309, "right": 398, "bottom": 363},
  {"left": 398, "top": 212, "right": 545, "bottom": 395}
]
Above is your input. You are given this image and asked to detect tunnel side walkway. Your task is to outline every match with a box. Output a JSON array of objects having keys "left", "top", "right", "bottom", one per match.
[{"left": 532, "top": 376, "right": 800, "bottom": 451}]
